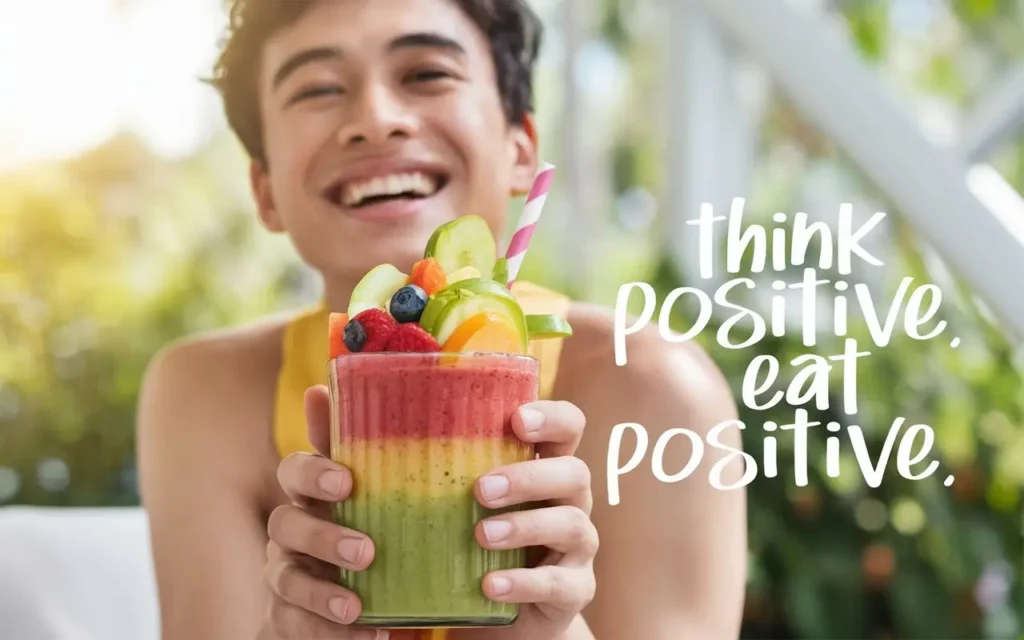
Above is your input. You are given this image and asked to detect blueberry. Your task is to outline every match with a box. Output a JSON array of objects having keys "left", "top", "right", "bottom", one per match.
[
  {"left": 389, "top": 285, "right": 428, "bottom": 323},
  {"left": 343, "top": 318, "right": 367, "bottom": 352}
]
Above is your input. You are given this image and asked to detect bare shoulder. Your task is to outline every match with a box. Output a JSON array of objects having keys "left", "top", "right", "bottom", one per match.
[
  {"left": 555, "top": 301, "right": 737, "bottom": 421},
  {"left": 137, "top": 313, "right": 292, "bottom": 508}
]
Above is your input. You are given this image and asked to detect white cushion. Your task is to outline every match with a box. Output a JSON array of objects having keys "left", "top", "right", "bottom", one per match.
[{"left": 0, "top": 506, "right": 160, "bottom": 640}]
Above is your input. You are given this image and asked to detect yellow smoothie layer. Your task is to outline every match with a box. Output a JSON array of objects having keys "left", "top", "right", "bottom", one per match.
[{"left": 334, "top": 437, "right": 533, "bottom": 499}]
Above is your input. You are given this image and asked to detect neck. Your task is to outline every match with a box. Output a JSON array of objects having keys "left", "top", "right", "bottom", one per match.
[{"left": 321, "top": 274, "right": 361, "bottom": 314}]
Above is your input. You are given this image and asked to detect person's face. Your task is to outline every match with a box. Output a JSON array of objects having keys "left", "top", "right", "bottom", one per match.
[{"left": 251, "top": 0, "right": 538, "bottom": 281}]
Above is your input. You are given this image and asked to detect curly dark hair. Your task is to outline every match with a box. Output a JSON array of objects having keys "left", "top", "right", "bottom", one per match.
[{"left": 208, "top": 0, "right": 543, "bottom": 165}]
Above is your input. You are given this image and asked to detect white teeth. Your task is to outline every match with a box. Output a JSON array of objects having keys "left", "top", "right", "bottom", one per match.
[{"left": 339, "top": 172, "right": 439, "bottom": 206}]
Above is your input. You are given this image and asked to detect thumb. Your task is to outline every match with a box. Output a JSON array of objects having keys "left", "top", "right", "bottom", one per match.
[{"left": 304, "top": 384, "right": 332, "bottom": 457}]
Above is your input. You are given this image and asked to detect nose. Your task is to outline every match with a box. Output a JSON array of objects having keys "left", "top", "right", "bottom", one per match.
[{"left": 336, "top": 82, "right": 417, "bottom": 147}]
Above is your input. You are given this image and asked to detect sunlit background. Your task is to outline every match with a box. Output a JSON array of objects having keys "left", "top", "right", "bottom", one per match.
[{"left": 1, "top": 0, "right": 1023, "bottom": 638}]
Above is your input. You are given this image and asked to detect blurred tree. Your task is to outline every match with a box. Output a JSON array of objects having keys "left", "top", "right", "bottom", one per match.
[{"left": 0, "top": 132, "right": 301, "bottom": 506}]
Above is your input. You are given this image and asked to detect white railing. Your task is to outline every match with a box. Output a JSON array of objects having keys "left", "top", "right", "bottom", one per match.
[{"left": 662, "top": 0, "right": 1024, "bottom": 342}]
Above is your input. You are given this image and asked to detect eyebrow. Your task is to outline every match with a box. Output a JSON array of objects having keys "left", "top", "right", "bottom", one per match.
[
  {"left": 271, "top": 32, "right": 466, "bottom": 91},
  {"left": 389, "top": 32, "right": 466, "bottom": 56},
  {"left": 272, "top": 46, "right": 343, "bottom": 90}
]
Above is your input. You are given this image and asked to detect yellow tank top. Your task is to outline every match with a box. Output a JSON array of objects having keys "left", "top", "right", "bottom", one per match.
[{"left": 273, "top": 280, "right": 572, "bottom": 458}]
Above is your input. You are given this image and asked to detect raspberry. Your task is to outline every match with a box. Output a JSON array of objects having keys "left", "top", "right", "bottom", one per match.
[
  {"left": 384, "top": 323, "right": 441, "bottom": 353},
  {"left": 350, "top": 308, "right": 399, "bottom": 352}
]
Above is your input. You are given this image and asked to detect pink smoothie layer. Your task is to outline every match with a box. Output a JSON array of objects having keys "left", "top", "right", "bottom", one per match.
[{"left": 330, "top": 353, "right": 538, "bottom": 440}]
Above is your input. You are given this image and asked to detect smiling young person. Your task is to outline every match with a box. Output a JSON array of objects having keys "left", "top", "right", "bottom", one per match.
[{"left": 136, "top": 1, "right": 747, "bottom": 639}]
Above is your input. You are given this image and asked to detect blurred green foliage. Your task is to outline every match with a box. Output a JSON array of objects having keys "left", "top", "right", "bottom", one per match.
[{"left": 2, "top": 1, "right": 1024, "bottom": 638}]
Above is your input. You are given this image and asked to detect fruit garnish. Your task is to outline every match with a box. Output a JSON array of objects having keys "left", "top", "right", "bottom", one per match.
[
  {"left": 429, "top": 291, "right": 528, "bottom": 353},
  {"left": 525, "top": 314, "right": 573, "bottom": 339},
  {"left": 328, "top": 312, "right": 350, "bottom": 358},
  {"left": 419, "top": 278, "right": 517, "bottom": 335},
  {"left": 441, "top": 311, "right": 525, "bottom": 355},
  {"left": 346, "top": 309, "right": 399, "bottom": 352},
  {"left": 491, "top": 257, "right": 509, "bottom": 284},
  {"left": 348, "top": 264, "right": 409, "bottom": 318},
  {"left": 446, "top": 265, "right": 481, "bottom": 284},
  {"left": 423, "top": 215, "right": 497, "bottom": 276},
  {"left": 408, "top": 258, "right": 447, "bottom": 296},
  {"left": 389, "top": 285, "right": 428, "bottom": 324},
  {"left": 385, "top": 323, "right": 442, "bottom": 352}
]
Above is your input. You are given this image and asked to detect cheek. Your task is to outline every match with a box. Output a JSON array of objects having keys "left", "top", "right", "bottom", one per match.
[
  {"left": 440, "top": 104, "right": 512, "bottom": 183},
  {"left": 267, "top": 112, "right": 335, "bottom": 206}
]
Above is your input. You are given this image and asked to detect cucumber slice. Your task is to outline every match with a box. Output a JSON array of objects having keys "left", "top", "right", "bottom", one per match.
[
  {"left": 491, "top": 257, "right": 509, "bottom": 284},
  {"left": 526, "top": 314, "right": 573, "bottom": 339},
  {"left": 347, "top": 264, "right": 408, "bottom": 317},
  {"left": 424, "top": 215, "right": 497, "bottom": 276},
  {"left": 430, "top": 292, "right": 528, "bottom": 352},
  {"left": 447, "top": 266, "right": 481, "bottom": 284},
  {"left": 419, "top": 278, "right": 517, "bottom": 334}
]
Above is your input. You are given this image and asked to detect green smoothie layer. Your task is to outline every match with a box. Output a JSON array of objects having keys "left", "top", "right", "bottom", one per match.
[{"left": 336, "top": 492, "right": 522, "bottom": 624}]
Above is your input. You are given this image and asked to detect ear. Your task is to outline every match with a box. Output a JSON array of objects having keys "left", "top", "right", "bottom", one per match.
[
  {"left": 250, "top": 160, "right": 285, "bottom": 233},
  {"left": 509, "top": 113, "right": 539, "bottom": 197}
]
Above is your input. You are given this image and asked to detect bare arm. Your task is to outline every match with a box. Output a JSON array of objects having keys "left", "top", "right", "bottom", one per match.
[
  {"left": 137, "top": 340, "right": 277, "bottom": 640},
  {"left": 563, "top": 308, "right": 747, "bottom": 638}
]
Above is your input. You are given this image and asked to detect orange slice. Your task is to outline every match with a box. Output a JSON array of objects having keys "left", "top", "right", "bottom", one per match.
[
  {"left": 408, "top": 257, "right": 447, "bottom": 296},
  {"left": 441, "top": 311, "right": 525, "bottom": 355},
  {"left": 328, "top": 312, "right": 350, "bottom": 358}
]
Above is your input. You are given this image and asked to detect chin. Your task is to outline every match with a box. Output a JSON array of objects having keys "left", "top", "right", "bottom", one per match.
[{"left": 347, "top": 241, "right": 426, "bottom": 275}]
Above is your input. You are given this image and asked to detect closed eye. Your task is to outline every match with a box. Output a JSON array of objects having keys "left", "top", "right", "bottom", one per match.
[
  {"left": 289, "top": 85, "right": 344, "bottom": 104},
  {"left": 406, "top": 69, "right": 455, "bottom": 83}
]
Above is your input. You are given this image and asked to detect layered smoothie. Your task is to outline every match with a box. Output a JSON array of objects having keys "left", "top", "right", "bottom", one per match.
[
  {"left": 325, "top": 214, "right": 572, "bottom": 628},
  {"left": 329, "top": 352, "right": 538, "bottom": 627}
]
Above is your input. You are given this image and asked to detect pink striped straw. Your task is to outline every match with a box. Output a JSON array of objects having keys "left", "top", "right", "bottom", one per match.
[{"left": 505, "top": 162, "right": 555, "bottom": 288}]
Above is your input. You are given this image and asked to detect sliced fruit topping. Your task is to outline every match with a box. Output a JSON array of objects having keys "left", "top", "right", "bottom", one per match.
[
  {"left": 348, "top": 263, "right": 409, "bottom": 317},
  {"left": 430, "top": 291, "right": 528, "bottom": 353},
  {"left": 423, "top": 215, "right": 497, "bottom": 276},
  {"left": 408, "top": 258, "right": 447, "bottom": 296},
  {"left": 446, "top": 265, "right": 481, "bottom": 284},
  {"left": 491, "top": 257, "right": 509, "bottom": 284},
  {"left": 525, "top": 314, "right": 574, "bottom": 339},
  {"left": 441, "top": 311, "right": 525, "bottom": 355},
  {"left": 419, "top": 277, "right": 517, "bottom": 335},
  {"left": 346, "top": 309, "right": 399, "bottom": 352},
  {"left": 328, "top": 312, "right": 350, "bottom": 358},
  {"left": 389, "top": 285, "right": 428, "bottom": 324},
  {"left": 385, "top": 323, "right": 441, "bottom": 352}
]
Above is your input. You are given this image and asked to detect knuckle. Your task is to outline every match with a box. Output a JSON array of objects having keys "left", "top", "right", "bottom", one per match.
[
  {"left": 567, "top": 457, "right": 592, "bottom": 491},
  {"left": 546, "top": 566, "right": 571, "bottom": 604},
  {"left": 304, "top": 519, "right": 336, "bottom": 559},
  {"left": 277, "top": 452, "right": 304, "bottom": 487},
  {"left": 570, "top": 508, "right": 599, "bottom": 556},
  {"left": 267, "top": 505, "right": 295, "bottom": 544},
  {"left": 521, "top": 509, "right": 544, "bottom": 535},
  {"left": 273, "top": 562, "right": 299, "bottom": 599},
  {"left": 578, "top": 571, "right": 597, "bottom": 607},
  {"left": 559, "top": 401, "right": 586, "bottom": 429}
]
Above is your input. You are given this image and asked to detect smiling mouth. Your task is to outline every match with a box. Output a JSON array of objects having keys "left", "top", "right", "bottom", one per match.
[{"left": 324, "top": 171, "right": 449, "bottom": 209}]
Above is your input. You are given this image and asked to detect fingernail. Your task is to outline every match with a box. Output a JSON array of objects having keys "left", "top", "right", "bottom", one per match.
[
  {"left": 520, "top": 408, "right": 544, "bottom": 433},
  {"left": 374, "top": 631, "right": 390, "bottom": 640},
  {"left": 319, "top": 470, "right": 344, "bottom": 496},
  {"left": 482, "top": 519, "right": 512, "bottom": 543},
  {"left": 328, "top": 597, "right": 348, "bottom": 622},
  {"left": 490, "top": 576, "right": 513, "bottom": 596},
  {"left": 338, "top": 536, "right": 365, "bottom": 564},
  {"left": 480, "top": 475, "right": 510, "bottom": 502}
]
